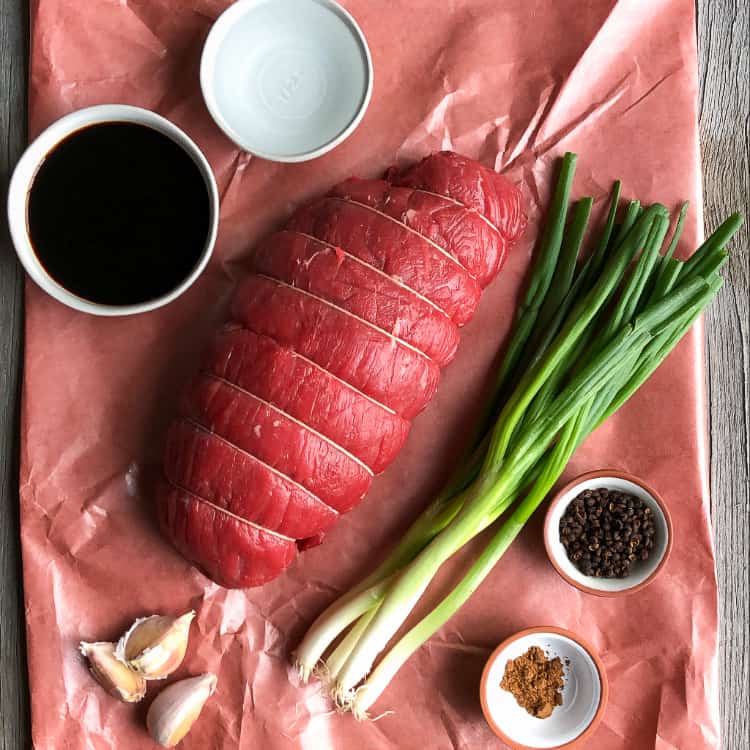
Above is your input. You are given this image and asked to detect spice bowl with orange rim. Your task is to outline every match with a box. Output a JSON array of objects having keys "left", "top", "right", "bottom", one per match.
[
  {"left": 543, "top": 469, "right": 673, "bottom": 596},
  {"left": 480, "top": 626, "right": 608, "bottom": 749}
]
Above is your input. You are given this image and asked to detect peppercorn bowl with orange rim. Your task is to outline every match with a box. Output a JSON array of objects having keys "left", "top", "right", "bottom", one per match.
[
  {"left": 479, "top": 626, "right": 608, "bottom": 749},
  {"left": 543, "top": 469, "right": 673, "bottom": 597}
]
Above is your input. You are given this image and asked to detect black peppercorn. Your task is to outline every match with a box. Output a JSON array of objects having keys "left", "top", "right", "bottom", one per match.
[{"left": 559, "top": 487, "right": 658, "bottom": 578}]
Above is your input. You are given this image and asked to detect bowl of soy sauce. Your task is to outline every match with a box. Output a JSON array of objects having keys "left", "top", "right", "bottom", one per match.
[{"left": 8, "top": 105, "right": 219, "bottom": 316}]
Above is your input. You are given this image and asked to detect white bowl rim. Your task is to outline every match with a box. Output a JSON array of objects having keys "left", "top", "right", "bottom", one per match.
[
  {"left": 199, "top": 0, "right": 373, "bottom": 162},
  {"left": 7, "top": 104, "right": 219, "bottom": 317}
]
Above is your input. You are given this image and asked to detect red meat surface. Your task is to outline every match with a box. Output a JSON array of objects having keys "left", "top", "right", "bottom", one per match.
[
  {"left": 253, "top": 230, "right": 459, "bottom": 365},
  {"left": 389, "top": 151, "right": 527, "bottom": 243},
  {"left": 328, "top": 178, "right": 507, "bottom": 287},
  {"left": 158, "top": 481, "right": 297, "bottom": 588},
  {"left": 183, "top": 374, "right": 372, "bottom": 512},
  {"left": 158, "top": 151, "right": 525, "bottom": 587},
  {"left": 287, "top": 198, "right": 481, "bottom": 325},
  {"left": 230, "top": 274, "right": 441, "bottom": 418},
  {"left": 207, "top": 328, "right": 410, "bottom": 472},
  {"left": 165, "top": 420, "right": 338, "bottom": 539}
]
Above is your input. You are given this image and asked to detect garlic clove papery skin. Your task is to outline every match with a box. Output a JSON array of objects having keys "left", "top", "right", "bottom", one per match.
[
  {"left": 79, "top": 641, "right": 147, "bottom": 703},
  {"left": 146, "top": 673, "right": 217, "bottom": 748},
  {"left": 115, "top": 610, "right": 195, "bottom": 680}
]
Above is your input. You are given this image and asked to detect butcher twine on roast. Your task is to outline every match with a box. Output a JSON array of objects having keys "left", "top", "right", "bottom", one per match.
[{"left": 158, "top": 151, "right": 526, "bottom": 588}]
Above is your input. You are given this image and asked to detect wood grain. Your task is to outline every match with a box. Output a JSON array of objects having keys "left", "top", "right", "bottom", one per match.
[
  {"left": 697, "top": 1, "right": 750, "bottom": 749},
  {"left": 0, "top": 0, "right": 28, "bottom": 748},
  {"left": 0, "top": 2, "right": 747, "bottom": 749}
]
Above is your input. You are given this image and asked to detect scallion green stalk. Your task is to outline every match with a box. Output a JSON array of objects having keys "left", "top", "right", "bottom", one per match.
[
  {"left": 493, "top": 153, "right": 577, "bottom": 391},
  {"left": 518, "top": 182, "right": 621, "bottom": 380},
  {"left": 334, "top": 271, "right": 710, "bottom": 697},
  {"left": 294, "top": 155, "right": 743, "bottom": 718},
  {"left": 485, "top": 206, "right": 665, "bottom": 470},
  {"left": 350, "top": 403, "right": 594, "bottom": 718}
]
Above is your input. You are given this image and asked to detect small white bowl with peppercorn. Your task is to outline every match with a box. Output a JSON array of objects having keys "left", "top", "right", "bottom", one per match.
[{"left": 544, "top": 469, "right": 673, "bottom": 596}]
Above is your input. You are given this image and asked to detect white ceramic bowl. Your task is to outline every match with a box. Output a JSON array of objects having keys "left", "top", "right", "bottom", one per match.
[
  {"left": 544, "top": 470, "right": 673, "bottom": 596},
  {"left": 7, "top": 104, "right": 219, "bottom": 316},
  {"left": 200, "top": 0, "right": 373, "bottom": 162},
  {"left": 480, "top": 627, "right": 608, "bottom": 750}
]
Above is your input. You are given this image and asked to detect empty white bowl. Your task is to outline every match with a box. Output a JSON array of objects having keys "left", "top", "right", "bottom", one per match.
[
  {"left": 480, "top": 627, "right": 608, "bottom": 749},
  {"left": 200, "top": 0, "right": 373, "bottom": 162},
  {"left": 544, "top": 470, "right": 673, "bottom": 596}
]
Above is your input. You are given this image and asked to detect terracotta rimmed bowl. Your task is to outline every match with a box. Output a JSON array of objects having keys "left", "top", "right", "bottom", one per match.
[
  {"left": 480, "top": 626, "right": 608, "bottom": 749},
  {"left": 543, "top": 469, "right": 673, "bottom": 596}
]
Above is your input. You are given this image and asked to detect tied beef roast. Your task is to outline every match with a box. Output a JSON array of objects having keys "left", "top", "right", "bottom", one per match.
[{"left": 158, "top": 152, "right": 526, "bottom": 588}]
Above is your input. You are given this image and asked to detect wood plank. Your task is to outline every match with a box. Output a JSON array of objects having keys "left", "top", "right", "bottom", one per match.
[
  {"left": 0, "top": 0, "right": 28, "bottom": 748},
  {"left": 696, "top": 2, "right": 750, "bottom": 749}
]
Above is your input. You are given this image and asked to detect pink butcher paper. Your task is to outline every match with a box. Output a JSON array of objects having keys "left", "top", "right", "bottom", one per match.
[{"left": 21, "top": 1, "right": 719, "bottom": 749}]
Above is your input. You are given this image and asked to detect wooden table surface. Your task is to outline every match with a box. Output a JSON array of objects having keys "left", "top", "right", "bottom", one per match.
[{"left": 1, "top": 2, "right": 747, "bottom": 748}]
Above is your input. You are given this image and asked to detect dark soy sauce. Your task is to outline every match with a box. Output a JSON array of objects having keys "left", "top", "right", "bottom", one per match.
[{"left": 27, "top": 122, "right": 211, "bottom": 306}]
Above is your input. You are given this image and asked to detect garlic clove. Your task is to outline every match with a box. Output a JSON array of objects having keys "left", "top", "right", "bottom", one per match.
[
  {"left": 146, "top": 673, "right": 217, "bottom": 748},
  {"left": 79, "top": 641, "right": 147, "bottom": 703},
  {"left": 116, "top": 611, "right": 195, "bottom": 680}
]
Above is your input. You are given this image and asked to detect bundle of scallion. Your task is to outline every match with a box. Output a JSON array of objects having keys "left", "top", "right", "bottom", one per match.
[{"left": 294, "top": 153, "right": 743, "bottom": 719}]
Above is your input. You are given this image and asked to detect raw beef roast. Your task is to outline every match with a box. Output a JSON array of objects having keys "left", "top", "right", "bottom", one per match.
[{"left": 158, "top": 152, "right": 526, "bottom": 588}]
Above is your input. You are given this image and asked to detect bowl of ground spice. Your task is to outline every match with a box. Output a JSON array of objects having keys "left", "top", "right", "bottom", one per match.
[
  {"left": 480, "top": 626, "right": 607, "bottom": 749},
  {"left": 544, "top": 469, "right": 673, "bottom": 596}
]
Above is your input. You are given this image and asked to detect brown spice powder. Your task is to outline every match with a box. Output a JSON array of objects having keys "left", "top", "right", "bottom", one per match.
[{"left": 500, "top": 645, "right": 565, "bottom": 719}]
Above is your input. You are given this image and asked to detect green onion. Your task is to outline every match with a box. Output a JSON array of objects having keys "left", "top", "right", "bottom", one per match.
[
  {"left": 580, "top": 182, "right": 623, "bottom": 285},
  {"left": 485, "top": 206, "right": 665, "bottom": 470},
  {"left": 612, "top": 200, "right": 642, "bottom": 247},
  {"left": 350, "top": 403, "right": 594, "bottom": 718},
  {"left": 294, "top": 154, "right": 743, "bottom": 717},
  {"left": 533, "top": 198, "right": 593, "bottom": 342},
  {"left": 643, "top": 202, "right": 688, "bottom": 307},
  {"left": 520, "top": 182, "right": 621, "bottom": 376},
  {"left": 333, "top": 271, "right": 711, "bottom": 699},
  {"left": 493, "top": 153, "right": 577, "bottom": 392}
]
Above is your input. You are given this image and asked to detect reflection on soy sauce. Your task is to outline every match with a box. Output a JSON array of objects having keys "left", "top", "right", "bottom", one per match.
[{"left": 27, "top": 122, "right": 211, "bottom": 306}]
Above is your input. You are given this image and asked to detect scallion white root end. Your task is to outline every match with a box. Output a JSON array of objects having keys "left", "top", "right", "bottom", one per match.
[
  {"left": 331, "top": 682, "right": 356, "bottom": 712},
  {"left": 294, "top": 658, "right": 314, "bottom": 684},
  {"left": 351, "top": 683, "right": 384, "bottom": 721},
  {"left": 311, "top": 661, "right": 331, "bottom": 686}
]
